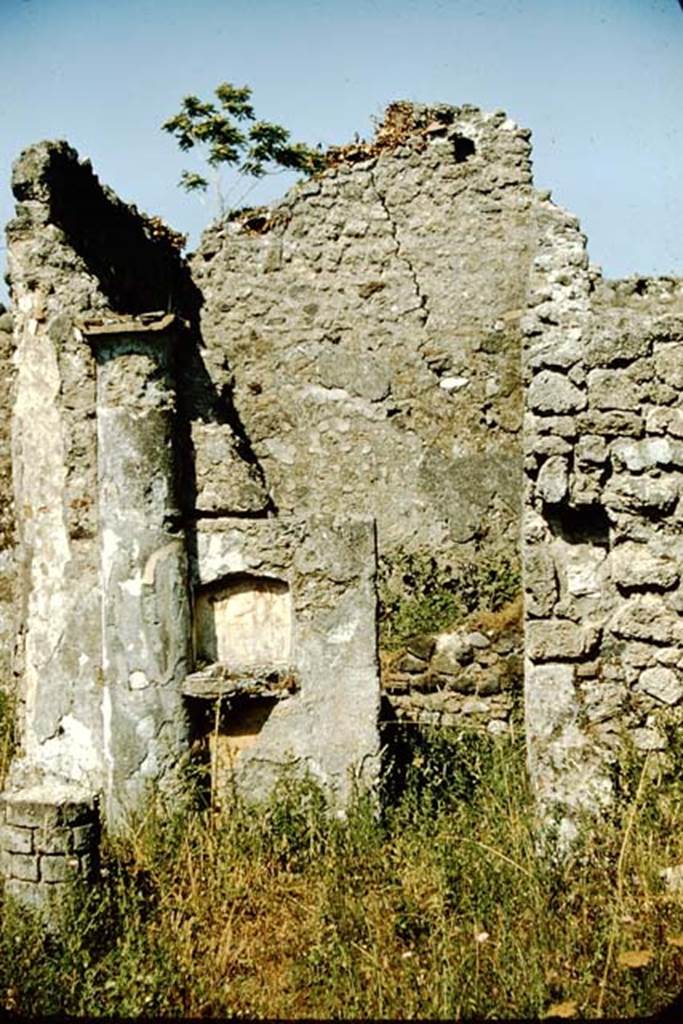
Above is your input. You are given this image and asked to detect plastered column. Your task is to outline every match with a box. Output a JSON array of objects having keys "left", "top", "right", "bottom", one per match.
[{"left": 83, "top": 314, "right": 191, "bottom": 826}]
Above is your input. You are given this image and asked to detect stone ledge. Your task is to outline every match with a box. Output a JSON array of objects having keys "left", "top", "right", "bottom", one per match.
[{"left": 182, "top": 662, "right": 298, "bottom": 701}]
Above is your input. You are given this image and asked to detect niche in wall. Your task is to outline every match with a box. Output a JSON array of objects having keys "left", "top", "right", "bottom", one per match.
[{"left": 194, "top": 573, "right": 293, "bottom": 670}]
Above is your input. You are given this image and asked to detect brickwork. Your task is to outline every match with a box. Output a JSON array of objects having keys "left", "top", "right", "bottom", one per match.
[{"left": 0, "top": 788, "right": 99, "bottom": 911}]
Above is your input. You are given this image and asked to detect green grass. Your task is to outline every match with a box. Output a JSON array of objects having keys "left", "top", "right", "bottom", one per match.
[
  {"left": 1, "top": 725, "right": 682, "bottom": 1019},
  {"left": 378, "top": 547, "right": 521, "bottom": 648}
]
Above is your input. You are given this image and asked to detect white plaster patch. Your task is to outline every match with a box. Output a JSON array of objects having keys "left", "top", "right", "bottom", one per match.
[
  {"left": 102, "top": 685, "right": 114, "bottom": 799},
  {"left": 136, "top": 715, "right": 157, "bottom": 741},
  {"left": 195, "top": 577, "right": 292, "bottom": 667},
  {"left": 129, "top": 671, "right": 149, "bottom": 690},
  {"left": 439, "top": 376, "right": 469, "bottom": 392},
  {"left": 196, "top": 532, "right": 249, "bottom": 582},
  {"left": 565, "top": 545, "right": 607, "bottom": 598},
  {"left": 35, "top": 715, "right": 101, "bottom": 785},
  {"left": 101, "top": 528, "right": 120, "bottom": 586},
  {"left": 120, "top": 575, "right": 143, "bottom": 597}
]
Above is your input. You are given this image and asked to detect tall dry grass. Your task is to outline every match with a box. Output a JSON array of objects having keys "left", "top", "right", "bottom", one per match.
[{"left": 1, "top": 723, "right": 682, "bottom": 1018}]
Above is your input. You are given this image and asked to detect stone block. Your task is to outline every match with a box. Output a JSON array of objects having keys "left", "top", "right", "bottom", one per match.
[
  {"left": 476, "top": 669, "right": 503, "bottom": 696},
  {"left": 610, "top": 543, "right": 679, "bottom": 591},
  {"left": 7, "top": 852, "right": 40, "bottom": 881},
  {"left": 434, "top": 672, "right": 475, "bottom": 694},
  {"left": 527, "top": 336, "right": 582, "bottom": 371},
  {"left": 584, "top": 330, "right": 651, "bottom": 368},
  {"left": 604, "top": 474, "right": 679, "bottom": 514},
  {"left": 524, "top": 548, "right": 558, "bottom": 617},
  {"left": 405, "top": 635, "right": 436, "bottom": 661},
  {"left": 3, "top": 878, "right": 48, "bottom": 912},
  {"left": 487, "top": 719, "right": 508, "bottom": 736},
  {"left": 396, "top": 653, "right": 429, "bottom": 674},
  {"left": 432, "top": 634, "right": 473, "bottom": 672},
  {"left": 531, "top": 435, "right": 573, "bottom": 457},
  {"left": 0, "top": 824, "right": 33, "bottom": 854},
  {"left": 587, "top": 369, "right": 641, "bottom": 411},
  {"left": 611, "top": 437, "right": 677, "bottom": 473},
  {"left": 71, "top": 823, "right": 98, "bottom": 854},
  {"left": 3, "top": 800, "right": 61, "bottom": 830},
  {"left": 636, "top": 666, "right": 683, "bottom": 706},
  {"left": 577, "top": 410, "right": 643, "bottom": 437},
  {"left": 580, "top": 680, "right": 626, "bottom": 724},
  {"left": 563, "top": 544, "right": 607, "bottom": 599},
  {"left": 536, "top": 456, "right": 568, "bottom": 503},
  {"left": 35, "top": 826, "right": 72, "bottom": 855},
  {"left": 524, "top": 662, "right": 576, "bottom": 740},
  {"left": 528, "top": 371, "right": 586, "bottom": 414},
  {"left": 466, "top": 632, "right": 490, "bottom": 650},
  {"left": 655, "top": 343, "right": 683, "bottom": 390},
  {"left": 610, "top": 597, "right": 683, "bottom": 645},
  {"left": 461, "top": 697, "right": 489, "bottom": 715},
  {"left": 575, "top": 434, "right": 608, "bottom": 465},
  {"left": 526, "top": 620, "right": 599, "bottom": 661},
  {"left": 532, "top": 415, "right": 577, "bottom": 438},
  {"left": 646, "top": 407, "right": 683, "bottom": 438},
  {"left": 40, "top": 854, "right": 79, "bottom": 883}
]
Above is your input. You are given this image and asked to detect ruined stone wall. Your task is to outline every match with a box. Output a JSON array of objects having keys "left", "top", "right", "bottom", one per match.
[
  {"left": 2, "top": 142, "right": 223, "bottom": 805},
  {"left": 192, "top": 104, "right": 534, "bottom": 572},
  {"left": 1, "top": 137, "right": 381, "bottom": 851},
  {"left": 523, "top": 196, "right": 683, "bottom": 841},
  {"left": 1, "top": 103, "right": 681, "bottom": 872},
  {"left": 0, "top": 305, "right": 15, "bottom": 694}
]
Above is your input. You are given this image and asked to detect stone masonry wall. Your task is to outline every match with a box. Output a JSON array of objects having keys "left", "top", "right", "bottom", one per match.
[
  {"left": 523, "top": 195, "right": 683, "bottom": 842},
  {"left": 0, "top": 784, "right": 99, "bottom": 913},
  {"left": 382, "top": 600, "right": 522, "bottom": 734},
  {"left": 192, "top": 104, "right": 534, "bottom": 572},
  {"left": 0, "top": 305, "right": 15, "bottom": 695}
]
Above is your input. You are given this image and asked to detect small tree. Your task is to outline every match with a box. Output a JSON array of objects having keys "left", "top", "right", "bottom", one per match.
[{"left": 162, "top": 82, "right": 325, "bottom": 210}]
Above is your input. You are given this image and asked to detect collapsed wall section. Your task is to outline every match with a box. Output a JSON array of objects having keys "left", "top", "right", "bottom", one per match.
[{"left": 523, "top": 197, "right": 683, "bottom": 842}]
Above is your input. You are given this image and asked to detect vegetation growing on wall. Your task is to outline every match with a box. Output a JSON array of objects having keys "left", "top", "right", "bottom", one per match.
[{"left": 378, "top": 548, "right": 521, "bottom": 649}]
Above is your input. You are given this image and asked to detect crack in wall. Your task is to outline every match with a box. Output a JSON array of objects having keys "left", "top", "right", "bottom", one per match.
[
  {"left": 369, "top": 168, "right": 428, "bottom": 324},
  {"left": 368, "top": 168, "right": 459, "bottom": 386}
]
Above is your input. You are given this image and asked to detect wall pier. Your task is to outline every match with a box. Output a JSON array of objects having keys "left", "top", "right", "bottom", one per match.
[{"left": 82, "top": 314, "right": 192, "bottom": 826}]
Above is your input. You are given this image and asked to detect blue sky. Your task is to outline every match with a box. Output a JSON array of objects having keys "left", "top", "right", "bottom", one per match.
[{"left": 1, "top": 0, "right": 682, "bottom": 304}]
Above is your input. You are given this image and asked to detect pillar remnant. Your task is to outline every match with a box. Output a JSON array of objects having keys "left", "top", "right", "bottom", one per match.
[{"left": 81, "top": 313, "right": 192, "bottom": 825}]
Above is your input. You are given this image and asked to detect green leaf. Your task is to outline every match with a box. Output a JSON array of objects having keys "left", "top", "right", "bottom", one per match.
[{"left": 179, "top": 171, "right": 209, "bottom": 193}]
